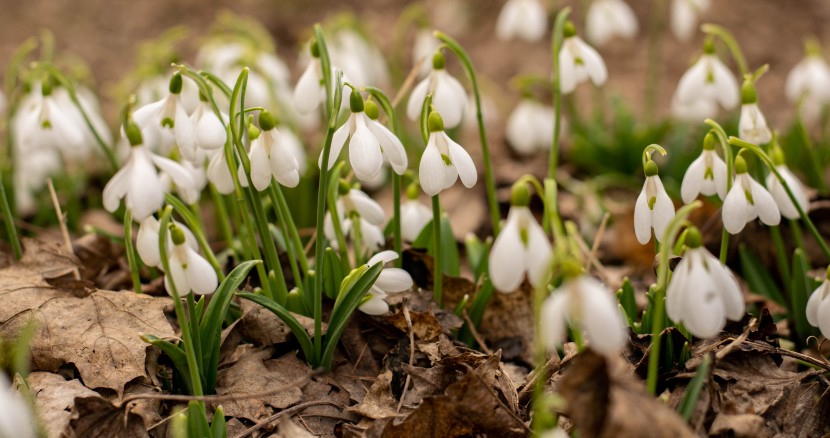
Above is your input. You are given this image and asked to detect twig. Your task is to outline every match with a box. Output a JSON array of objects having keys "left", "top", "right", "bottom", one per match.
[
  {"left": 47, "top": 179, "right": 80, "bottom": 280},
  {"left": 391, "top": 58, "right": 424, "bottom": 109},
  {"left": 573, "top": 228, "right": 611, "bottom": 284},
  {"left": 233, "top": 400, "right": 341, "bottom": 438},
  {"left": 590, "top": 212, "right": 610, "bottom": 263},
  {"left": 714, "top": 318, "right": 755, "bottom": 361},
  {"left": 461, "top": 308, "right": 492, "bottom": 355},
  {"left": 397, "top": 305, "right": 416, "bottom": 413}
]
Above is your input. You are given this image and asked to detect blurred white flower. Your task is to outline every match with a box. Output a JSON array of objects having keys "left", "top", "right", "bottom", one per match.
[
  {"left": 506, "top": 99, "right": 555, "bottom": 156},
  {"left": 766, "top": 164, "right": 809, "bottom": 220},
  {"left": 541, "top": 275, "right": 628, "bottom": 355},
  {"left": 329, "top": 29, "right": 389, "bottom": 88},
  {"left": 722, "top": 158, "right": 780, "bottom": 234},
  {"left": 407, "top": 52, "right": 467, "bottom": 129},
  {"left": 164, "top": 225, "right": 218, "bottom": 296},
  {"left": 400, "top": 198, "right": 432, "bottom": 242},
  {"left": 206, "top": 148, "right": 235, "bottom": 195},
  {"left": 670, "top": 92, "right": 718, "bottom": 122},
  {"left": 136, "top": 216, "right": 198, "bottom": 268},
  {"left": 586, "top": 0, "right": 639, "bottom": 47},
  {"left": 0, "top": 375, "right": 37, "bottom": 438},
  {"left": 560, "top": 26, "right": 608, "bottom": 94},
  {"left": 738, "top": 103, "right": 771, "bottom": 145},
  {"left": 495, "top": 0, "right": 548, "bottom": 42},
  {"left": 190, "top": 100, "right": 227, "bottom": 151},
  {"left": 132, "top": 74, "right": 197, "bottom": 160},
  {"left": 359, "top": 251, "right": 414, "bottom": 315},
  {"left": 806, "top": 272, "right": 830, "bottom": 338},
  {"left": 666, "top": 231, "right": 744, "bottom": 339},
  {"left": 13, "top": 84, "right": 87, "bottom": 160},
  {"left": 418, "top": 112, "right": 477, "bottom": 196},
  {"left": 238, "top": 112, "right": 302, "bottom": 191},
  {"left": 293, "top": 46, "right": 349, "bottom": 115},
  {"left": 634, "top": 163, "right": 675, "bottom": 244},
  {"left": 670, "top": 0, "right": 710, "bottom": 41},
  {"left": 413, "top": 28, "right": 440, "bottom": 78},
  {"left": 680, "top": 136, "right": 727, "bottom": 203},
  {"left": 324, "top": 188, "right": 386, "bottom": 252},
  {"left": 489, "top": 206, "right": 552, "bottom": 292},
  {"left": 673, "top": 50, "right": 739, "bottom": 116},
  {"left": 786, "top": 49, "right": 830, "bottom": 105}
]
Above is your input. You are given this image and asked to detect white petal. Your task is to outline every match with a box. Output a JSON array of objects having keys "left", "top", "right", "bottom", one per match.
[
  {"left": 349, "top": 116, "right": 383, "bottom": 181},
  {"left": 294, "top": 61, "right": 321, "bottom": 114},
  {"left": 319, "top": 122, "right": 350, "bottom": 170},
  {"left": 708, "top": 255, "right": 745, "bottom": 320},
  {"left": 127, "top": 150, "right": 164, "bottom": 221},
  {"left": 666, "top": 257, "right": 691, "bottom": 323},
  {"left": 575, "top": 38, "right": 608, "bottom": 87},
  {"left": 173, "top": 102, "right": 197, "bottom": 161},
  {"left": 419, "top": 139, "right": 452, "bottom": 196},
  {"left": 817, "top": 293, "right": 830, "bottom": 339},
  {"left": 710, "top": 57, "right": 740, "bottom": 110},
  {"left": 576, "top": 277, "right": 627, "bottom": 355},
  {"left": 401, "top": 201, "right": 432, "bottom": 242},
  {"left": 194, "top": 108, "right": 227, "bottom": 150},
  {"left": 248, "top": 139, "right": 272, "bottom": 191},
  {"left": 633, "top": 183, "right": 652, "bottom": 244},
  {"left": 186, "top": 249, "right": 219, "bottom": 295},
  {"left": 540, "top": 291, "right": 569, "bottom": 351},
  {"left": 348, "top": 189, "right": 386, "bottom": 225},
  {"left": 676, "top": 59, "right": 709, "bottom": 105},
  {"left": 806, "top": 282, "right": 828, "bottom": 327},
  {"left": 712, "top": 153, "right": 728, "bottom": 200},
  {"left": 375, "top": 268, "right": 413, "bottom": 293},
  {"left": 525, "top": 210, "right": 553, "bottom": 287},
  {"left": 680, "top": 154, "right": 706, "bottom": 204},
  {"left": 151, "top": 155, "right": 196, "bottom": 196},
  {"left": 433, "top": 71, "right": 467, "bottom": 128},
  {"left": 266, "top": 131, "right": 300, "bottom": 188},
  {"left": 367, "top": 250, "right": 398, "bottom": 266},
  {"left": 165, "top": 256, "right": 191, "bottom": 297},
  {"left": 367, "top": 119, "right": 408, "bottom": 174},
  {"left": 102, "top": 165, "right": 130, "bottom": 213},
  {"left": 207, "top": 151, "right": 234, "bottom": 194},
  {"left": 359, "top": 295, "right": 390, "bottom": 315},
  {"left": 681, "top": 263, "right": 726, "bottom": 338},
  {"left": 488, "top": 213, "right": 527, "bottom": 293},
  {"left": 722, "top": 181, "right": 749, "bottom": 234},
  {"left": 446, "top": 135, "right": 477, "bottom": 188},
  {"left": 406, "top": 77, "right": 431, "bottom": 122},
  {"left": 506, "top": 101, "right": 540, "bottom": 155},
  {"left": 136, "top": 216, "right": 162, "bottom": 267},
  {"left": 559, "top": 43, "right": 577, "bottom": 95},
  {"left": 651, "top": 177, "right": 675, "bottom": 243},
  {"left": 749, "top": 178, "right": 781, "bottom": 226},
  {"left": 767, "top": 166, "right": 808, "bottom": 220}
]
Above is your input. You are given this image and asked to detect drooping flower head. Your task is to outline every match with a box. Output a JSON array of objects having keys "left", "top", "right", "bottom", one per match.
[
  {"left": 559, "top": 22, "right": 608, "bottom": 95},
  {"left": 418, "top": 111, "right": 477, "bottom": 196},
  {"left": 164, "top": 223, "right": 218, "bottom": 296},
  {"left": 722, "top": 154, "right": 780, "bottom": 234},
  {"left": 585, "top": 0, "right": 639, "bottom": 47},
  {"left": 670, "top": 0, "right": 710, "bottom": 42},
  {"left": 190, "top": 96, "right": 228, "bottom": 151},
  {"left": 293, "top": 40, "right": 349, "bottom": 116},
  {"left": 634, "top": 152, "right": 675, "bottom": 244},
  {"left": 672, "top": 40, "right": 739, "bottom": 120},
  {"left": 324, "top": 183, "right": 386, "bottom": 253},
  {"left": 738, "top": 76, "right": 771, "bottom": 145},
  {"left": 681, "top": 132, "right": 727, "bottom": 203},
  {"left": 238, "top": 111, "right": 302, "bottom": 191},
  {"left": 505, "top": 97, "right": 556, "bottom": 156},
  {"left": 785, "top": 39, "right": 830, "bottom": 107},
  {"left": 489, "top": 181, "right": 552, "bottom": 292},
  {"left": 359, "top": 251, "right": 414, "bottom": 315},
  {"left": 320, "top": 89, "right": 407, "bottom": 182},
  {"left": 495, "top": 0, "right": 548, "bottom": 42},
  {"left": 132, "top": 74, "right": 197, "bottom": 160},
  {"left": 400, "top": 183, "right": 432, "bottom": 242},
  {"left": 666, "top": 227, "right": 745, "bottom": 338},
  {"left": 806, "top": 266, "right": 830, "bottom": 338},
  {"left": 765, "top": 144, "right": 810, "bottom": 220},
  {"left": 407, "top": 50, "right": 468, "bottom": 129}
]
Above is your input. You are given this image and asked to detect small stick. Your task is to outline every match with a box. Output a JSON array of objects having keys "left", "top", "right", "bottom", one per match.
[
  {"left": 47, "top": 179, "right": 80, "bottom": 280},
  {"left": 233, "top": 400, "right": 341, "bottom": 438},
  {"left": 462, "top": 308, "right": 492, "bottom": 355},
  {"left": 391, "top": 58, "right": 425, "bottom": 109}
]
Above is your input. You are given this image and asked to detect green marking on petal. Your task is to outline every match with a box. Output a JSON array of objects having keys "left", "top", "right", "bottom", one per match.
[
  {"left": 41, "top": 120, "right": 52, "bottom": 129},
  {"left": 441, "top": 154, "right": 452, "bottom": 166},
  {"left": 744, "top": 189, "right": 754, "bottom": 205},
  {"left": 648, "top": 196, "right": 657, "bottom": 210},
  {"left": 161, "top": 117, "right": 174, "bottom": 129},
  {"left": 704, "top": 167, "right": 714, "bottom": 180},
  {"left": 520, "top": 227, "right": 529, "bottom": 246}
]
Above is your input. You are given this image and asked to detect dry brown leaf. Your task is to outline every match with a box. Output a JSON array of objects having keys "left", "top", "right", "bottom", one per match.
[
  {"left": 236, "top": 298, "right": 324, "bottom": 347},
  {"left": 28, "top": 372, "right": 99, "bottom": 438},
  {"left": 348, "top": 370, "right": 399, "bottom": 420},
  {"left": 478, "top": 283, "right": 535, "bottom": 365},
  {"left": 277, "top": 417, "right": 315, "bottom": 438},
  {"left": 68, "top": 396, "right": 148, "bottom": 438}
]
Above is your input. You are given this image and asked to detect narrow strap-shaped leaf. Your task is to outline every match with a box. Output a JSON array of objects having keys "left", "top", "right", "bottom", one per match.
[
  {"left": 187, "top": 400, "right": 212, "bottom": 438},
  {"left": 236, "top": 292, "right": 315, "bottom": 361},
  {"left": 677, "top": 355, "right": 711, "bottom": 421},
  {"left": 142, "top": 335, "right": 192, "bottom": 394},
  {"left": 211, "top": 405, "right": 227, "bottom": 438}
]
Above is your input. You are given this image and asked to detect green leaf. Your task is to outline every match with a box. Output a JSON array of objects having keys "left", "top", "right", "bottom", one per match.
[
  {"left": 677, "top": 355, "right": 710, "bottom": 421},
  {"left": 458, "top": 279, "right": 495, "bottom": 347},
  {"left": 199, "top": 260, "right": 261, "bottom": 394},
  {"left": 321, "top": 262, "right": 383, "bottom": 368},
  {"left": 186, "top": 400, "right": 211, "bottom": 438},
  {"left": 211, "top": 405, "right": 227, "bottom": 438},
  {"left": 236, "top": 292, "right": 315, "bottom": 361},
  {"left": 790, "top": 248, "right": 819, "bottom": 346},
  {"left": 617, "top": 277, "right": 638, "bottom": 327},
  {"left": 738, "top": 244, "right": 786, "bottom": 307},
  {"left": 412, "top": 215, "right": 460, "bottom": 276},
  {"left": 464, "top": 234, "right": 489, "bottom": 281},
  {"left": 142, "top": 334, "right": 192, "bottom": 394},
  {"left": 323, "top": 248, "right": 346, "bottom": 300}
]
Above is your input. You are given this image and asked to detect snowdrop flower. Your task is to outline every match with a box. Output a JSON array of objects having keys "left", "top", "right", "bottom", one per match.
[
  {"left": 190, "top": 99, "right": 227, "bottom": 151},
  {"left": 324, "top": 186, "right": 386, "bottom": 252},
  {"left": 495, "top": 0, "right": 548, "bottom": 42},
  {"left": 164, "top": 224, "right": 218, "bottom": 296},
  {"left": 681, "top": 132, "right": 727, "bottom": 203},
  {"left": 722, "top": 155, "right": 780, "bottom": 234},
  {"left": 559, "top": 22, "right": 608, "bottom": 94},
  {"left": 359, "top": 251, "right": 414, "bottom": 315},
  {"left": 766, "top": 148, "right": 809, "bottom": 220},
  {"left": 670, "top": 92, "right": 718, "bottom": 123},
  {"left": 489, "top": 183, "right": 552, "bottom": 292},
  {"left": 320, "top": 91, "right": 407, "bottom": 181},
  {"left": 670, "top": 0, "right": 710, "bottom": 41},
  {"left": 206, "top": 148, "right": 235, "bottom": 195},
  {"left": 136, "top": 216, "right": 197, "bottom": 268},
  {"left": 785, "top": 41, "right": 830, "bottom": 105},
  {"left": 329, "top": 29, "right": 390, "bottom": 88},
  {"left": 667, "top": 228, "right": 744, "bottom": 338},
  {"left": 738, "top": 79, "right": 772, "bottom": 145},
  {"left": 14, "top": 148, "right": 61, "bottom": 215},
  {"left": 419, "top": 111, "right": 477, "bottom": 196},
  {"left": 407, "top": 50, "right": 467, "bottom": 129},
  {"left": 806, "top": 268, "right": 830, "bottom": 338},
  {"left": 0, "top": 375, "right": 37, "bottom": 438},
  {"left": 163, "top": 159, "right": 207, "bottom": 204},
  {"left": 103, "top": 123, "right": 196, "bottom": 220},
  {"left": 541, "top": 270, "right": 628, "bottom": 355},
  {"left": 132, "top": 74, "right": 197, "bottom": 160},
  {"left": 673, "top": 42, "right": 739, "bottom": 115},
  {"left": 634, "top": 158, "right": 675, "bottom": 244},
  {"left": 585, "top": 0, "right": 639, "bottom": 47},
  {"left": 293, "top": 42, "right": 348, "bottom": 115},
  {"left": 506, "top": 98, "right": 555, "bottom": 156},
  {"left": 13, "top": 82, "right": 87, "bottom": 160},
  {"left": 400, "top": 185, "right": 432, "bottom": 242},
  {"left": 238, "top": 111, "right": 301, "bottom": 191},
  {"left": 413, "top": 27, "right": 440, "bottom": 78}
]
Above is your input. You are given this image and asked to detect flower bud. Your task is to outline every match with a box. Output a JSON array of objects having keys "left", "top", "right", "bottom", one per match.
[
  {"left": 703, "top": 132, "right": 716, "bottom": 151},
  {"left": 310, "top": 40, "right": 320, "bottom": 58},
  {"left": 740, "top": 78, "right": 757, "bottom": 104},
  {"left": 644, "top": 160, "right": 659, "bottom": 177},
  {"left": 338, "top": 179, "right": 352, "bottom": 196},
  {"left": 365, "top": 99, "right": 379, "bottom": 120},
  {"left": 406, "top": 182, "right": 420, "bottom": 200},
  {"left": 734, "top": 154, "right": 748, "bottom": 174},
  {"left": 685, "top": 226, "right": 702, "bottom": 249},
  {"left": 170, "top": 225, "right": 186, "bottom": 245},
  {"left": 563, "top": 21, "right": 577, "bottom": 38}
]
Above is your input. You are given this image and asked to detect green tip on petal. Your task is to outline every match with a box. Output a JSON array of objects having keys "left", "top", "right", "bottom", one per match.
[
  {"left": 170, "top": 225, "right": 186, "bottom": 245},
  {"left": 703, "top": 132, "right": 716, "bottom": 151},
  {"left": 125, "top": 121, "right": 144, "bottom": 146},
  {"left": 740, "top": 78, "right": 757, "bottom": 104},
  {"left": 258, "top": 111, "right": 277, "bottom": 131},
  {"left": 428, "top": 111, "right": 444, "bottom": 133},
  {"left": 685, "top": 227, "right": 702, "bottom": 249},
  {"left": 644, "top": 160, "right": 659, "bottom": 177},
  {"left": 734, "top": 155, "right": 748, "bottom": 174},
  {"left": 364, "top": 99, "right": 379, "bottom": 120},
  {"left": 510, "top": 181, "right": 531, "bottom": 207},
  {"left": 349, "top": 89, "right": 365, "bottom": 113},
  {"left": 169, "top": 74, "right": 183, "bottom": 95},
  {"left": 432, "top": 49, "right": 445, "bottom": 70}
]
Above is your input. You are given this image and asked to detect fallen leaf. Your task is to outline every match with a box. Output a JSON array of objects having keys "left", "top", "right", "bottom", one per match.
[
  {"left": 28, "top": 372, "right": 98, "bottom": 438},
  {"left": 348, "top": 370, "right": 400, "bottom": 420},
  {"left": 277, "top": 417, "right": 315, "bottom": 437},
  {"left": 68, "top": 396, "right": 149, "bottom": 438}
]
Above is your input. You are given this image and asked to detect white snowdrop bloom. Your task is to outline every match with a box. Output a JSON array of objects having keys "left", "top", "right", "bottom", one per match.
[
  {"left": 670, "top": 90, "right": 718, "bottom": 122},
  {"left": 69, "top": 86, "right": 113, "bottom": 154},
  {"left": 330, "top": 29, "right": 390, "bottom": 88},
  {"left": 190, "top": 100, "right": 227, "bottom": 151},
  {"left": 359, "top": 251, "right": 414, "bottom": 315},
  {"left": 163, "top": 159, "right": 207, "bottom": 204},
  {"left": 489, "top": 197, "right": 552, "bottom": 292},
  {"left": 666, "top": 229, "right": 744, "bottom": 338},
  {"left": 806, "top": 270, "right": 830, "bottom": 338},
  {"left": 674, "top": 47, "right": 739, "bottom": 112},
  {"left": 0, "top": 375, "right": 37, "bottom": 438},
  {"left": 278, "top": 127, "right": 308, "bottom": 175},
  {"left": 320, "top": 92, "right": 407, "bottom": 182},
  {"left": 680, "top": 133, "right": 727, "bottom": 203},
  {"left": 506, "top": 99, "right": 555, "bottom": 156},
  {"left": 634, "top": 161, "right": 675, "bottom": 244},
  {"left": 103, "top": 124, "right": 196, "bottom": 221},
  {"left": 407, "top": 51, "right": 468, "bottom": 129},
  {"left": 238, "top": 112, "right": 301, "bottom": 191},
  {"left": 786, "top": 52, "right": 830, "bottom": 104},
  {"left": 541, "top": 274, "right": 628, "bottom": 355},
  {"left": 13, "top": 84, "right": 87, "bottom": 159},
  {"left": 136, "top": 216, "right": 198, "bottom": 268},
  {"left": 722, "top": 156, "right": 780, "bottom": 234},
  {"left": 419, "top": 111, "right": 477, "bottom": 196},
  {"left": 132, "top": 74, "right": 198, "bottom": 160},
  {"left": 293, "top": 44, "right": 349, "bottom": 115},
  {"left": 165, "top": 225, "right": 218, "bottom": 296},
  {"left": 206, "top": 148, "right": 235, "bottom": 195},
  {"left": 14, "top": 148, "right": 62, "bottom": 215},
  {"left": 585, "top": 0, "right": 639, "bottom": 47},
  {"left": 670, "top": 0, "right": 710, "bottom": 42},
  {"left": 413, "top": 28, "right": 440, "bottom": 78},
  {"left": 400, "top": 197, "right": 432, "bottom": 242},
  {"left": 559, "top": 24, "right": 608, "bottom": 95},
  {"left": 495, "top": 0, "right": 548, "bottom": 42},
  {"left": 766, "top": 164, "right": 809, "bottom": 220},
  {"left": 324, "top": 187, "right": 387, "bottom": 252},
  {"left": 738, "top": 103, "right": 771, "bottom": 145}
]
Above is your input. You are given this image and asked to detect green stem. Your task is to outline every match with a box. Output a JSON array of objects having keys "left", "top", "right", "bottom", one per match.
[
  {"left": 0, "top": 174, "right": 19, "bottom": 259},
  {"left": 549, "top": 8, "right": 571, "bottom": 180},
  {"left": 796, "top": 100, "right": 828, "bottom": 194},
  {"left": 646, "top": 201, "right": 702, "bottom": 395},
  {"left": 351, "top": 213, "right": 365, "bottom": 266},
  {"left": 123, "top": 209, "right": 142, "bottom": 293},
  {"left": 165, "top": 194, "right": 225, "bottom": 282},
  {"left": 431, "top": 195, "right": 443, "bottom": 307},
  {"left": 271, "top": 184, "right": 309, "bottom": 273},
  {"left": 434, "top": 31, "right": 501, "bottom": 236},
  {"left": 645, "top": 0, "right": 664, "bottom": 122},
  {"left": 314, "top": 25, "right": 334, "bottom": 122},
  {"left": 268, "top": 187, "right": 302, "bottom": 289},
  {"left": 701, "top": 24, "right": 749, "bottom": 77},
  {"left": 209, "top": 185, "right": 235, "bottom": 254},
  {"left": 769, "top": 226, "right": 791, "bottom": 287},
  {"left": 705, "top": 121, "right": 735, "bottom": 263}
]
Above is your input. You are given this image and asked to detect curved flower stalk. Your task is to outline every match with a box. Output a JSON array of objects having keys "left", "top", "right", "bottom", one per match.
[
  {"left": 670, "top": 0, "right": 710, "bottom": 41},
  {"left": 766, "top": 147, "right": 810, "bottom": 220},
  {"left": 103, "top": 122, "right": 196, "bottom": 221},
  {"left": 541, "top": 273, "right": 628, "bottom": 355},
  {"left": 505, "top": 98, "right": 556, "bottom": 156},
  {"left": 407, "top": 50, "right": 468, "bottom": 129},
  {"left": 666, "top": 228, "right": 744, "bottom": 338},
  {"left": 671, "top": 40, "right": 739, "bottom": 120},
  {"left": 495, "top": 0, "right": 548, "bottom": 42},
  {"left": 0, "top": 375, "right": 37, "bottom": 438},
  {"left": 320, "top": 90, "right": 407, "bottom": 182},
  {"left": 400, "top": 184, "right": 432, "bottom": 242},
  {"left": 132, "top": 73, "right": 198, "bottom": 160},
  {"left": 559, "top": 22, "right": 608, "bottom": 94},
  {"left": 418, "top": 111, "right": 477, "bottom": 196},
  {"left": 806, "top": 268, "right": 830, "bottom": 338},
  {"left": 722, "top": 155, "right": 780, "bottom": 234},
  {"left": 681, "top": 132, "right": 727, "bottom": 203},
  {"left": 358, "top": 251, "right": 414, "bottom": 315},
  {"left": 634, "top": 147, "right": 675, "bottom": 245},
  {"left": 237, "top": 111, "right": 302, "bottom": 191},
  {"left": 585, "top": 0, "right": 639, "bottom": 47},
  {"left": 489, "top": 182, "right": 552, "bottom": 293},
  {"left": 324, "top": 185, "right": 386, "bottom": 253},
  {"left": 738, "top": 75, "right": 771, "bottom": 145},
  {"left": 163, "top": 224, "right": 218, "bottom": 296}
]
